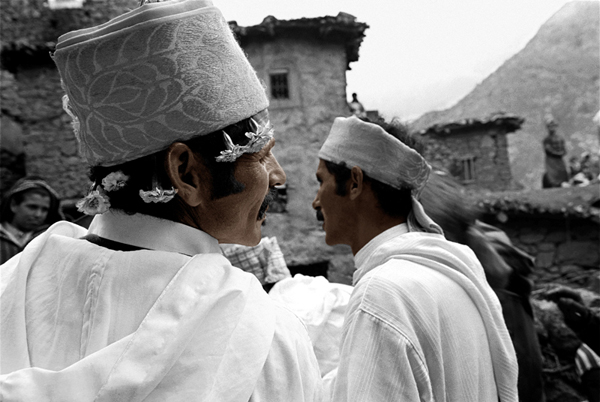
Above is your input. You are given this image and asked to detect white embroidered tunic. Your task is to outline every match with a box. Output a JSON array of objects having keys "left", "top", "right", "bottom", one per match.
[{"left": 0, "top": 212, "right": 322, "bottom": 401}]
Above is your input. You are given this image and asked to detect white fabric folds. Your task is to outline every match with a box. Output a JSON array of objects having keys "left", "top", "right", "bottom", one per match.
[
  {"left": 318, "top": 116, "right": 443, "bottom": 234},
  {"left": 52, "top": 0, "right": 269, "bottom": 167},
  {"left": 350, "top": 227, "right": 519, "bottom": 401},
  {"left": 0, "top": 221, "right": 276, "bottom": 401}
]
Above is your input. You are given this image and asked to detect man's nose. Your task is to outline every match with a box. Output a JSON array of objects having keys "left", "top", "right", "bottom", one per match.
[{"left": 268, "top": 155, "right": 286, "bottom": 187}]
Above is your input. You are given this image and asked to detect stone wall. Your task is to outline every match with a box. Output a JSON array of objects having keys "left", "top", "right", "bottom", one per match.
[
  {"left": 422, "top": 128, "right": 514, "bottom": 191},
  {"left": 482, "top": 215, "right": 600, "bottom": 288},
  {"left": 1, "top": 0, "right": 138, "bottom": 201},
  {"left": 1, "top": 66, "right": 88, "bottom": 201},
  {"left": 242, "top": 36, "right": 356, "bottom": 283},
  {"left": 1, "top": 0, "right": 134, "bottom": 45}
]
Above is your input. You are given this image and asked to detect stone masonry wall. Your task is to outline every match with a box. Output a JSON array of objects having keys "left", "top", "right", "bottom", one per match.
[
  {"left": 483, "top": 215, "right": 600, "bottom": 288},
  {"left": 242, "top": 36, "right": 356, "bottom": 283},
  {"left": 422, "top": 128, "right": 513, "bottom": 191},
  {"left": 1, "top": 0, "right": 135, "bottom": 45}
]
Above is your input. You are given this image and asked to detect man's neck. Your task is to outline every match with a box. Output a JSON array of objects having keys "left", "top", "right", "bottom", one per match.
[
  {"left": 1, "top": 221, "right": 34, "bottom": 247},
  {"left": 350, "top": 213, "right": 405, "bottom": 255},
  {"left": 4, "top": 221, "right": 32, "bottom": 238}
]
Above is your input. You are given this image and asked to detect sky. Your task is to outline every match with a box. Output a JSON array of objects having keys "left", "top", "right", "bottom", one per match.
[{"left": 216, "top": 0, "right": 578, "bottom": 121}]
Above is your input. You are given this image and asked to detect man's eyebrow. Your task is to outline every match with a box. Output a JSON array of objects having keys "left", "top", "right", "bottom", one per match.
[
  {"left": 253, "top": 138, "right": 275, "bottom": 157},
  {"left": 262, "top": 138, "right": 276, "bottom": 153}
]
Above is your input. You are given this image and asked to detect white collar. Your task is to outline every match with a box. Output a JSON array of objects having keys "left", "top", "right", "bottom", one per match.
[
  {"left": 353, "top": 223, "right": 408, "bottom": 285},
  {"left": 87, "top": 211, "right": 221, "bottom": 256},
  {"left": 0, "top": 222, "right": 34, "bottom": 247}
]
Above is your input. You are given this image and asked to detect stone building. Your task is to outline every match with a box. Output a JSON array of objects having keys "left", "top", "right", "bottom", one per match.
[
  {"left": 418, "top": 113, "right": 524, "bottom": 192},
  {"left": 476, "top": 185, "right": 600, "bottom": 290},
  {"left": 230, "top": 14, "right": 368, "bottom": 281}
]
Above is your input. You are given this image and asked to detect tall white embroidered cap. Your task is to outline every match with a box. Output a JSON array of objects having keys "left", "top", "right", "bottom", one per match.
[
  {"left": 52, "top": 0, "right": 269, "bottom": 167},
  {"left": 318, "top": 116, "right": 444, "bottom": 235}
]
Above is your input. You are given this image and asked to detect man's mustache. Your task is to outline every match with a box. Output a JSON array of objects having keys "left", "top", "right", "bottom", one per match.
[
  {"left": 258, "top": 188, "right": 276, "bottom": 220},
  {"left": 316, "top": 208, "right": 324, "bottom": 222}
]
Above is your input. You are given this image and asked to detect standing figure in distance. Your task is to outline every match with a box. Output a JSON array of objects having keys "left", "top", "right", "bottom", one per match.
[
  {"left": 542, "top": 114, "right": 569, "bottom": 188},
  {"left": 348, "top": 93, "right": 367, "bottom": 118}
]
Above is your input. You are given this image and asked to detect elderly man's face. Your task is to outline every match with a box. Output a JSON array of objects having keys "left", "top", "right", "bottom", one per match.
[
  {"left": 201, "top": 138, "right": 286, "bottom": 246},
  {"left": 10, "top": 190, "right": 51, "bottom": 232}
]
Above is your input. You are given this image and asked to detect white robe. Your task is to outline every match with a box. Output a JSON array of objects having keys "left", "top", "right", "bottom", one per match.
[
  {"left": 271, "top": 224, "right": 518, "bottom": 402},
  {"left": 0, "top": 212, "right": 323, "bottom": 401},
  {"left": 330, "top": 224, "right": 518, "bottom": 402}
]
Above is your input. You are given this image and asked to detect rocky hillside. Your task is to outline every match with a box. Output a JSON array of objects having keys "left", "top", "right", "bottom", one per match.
[{"left": 411, "top": 1, "right": 599, "bottom": 190}]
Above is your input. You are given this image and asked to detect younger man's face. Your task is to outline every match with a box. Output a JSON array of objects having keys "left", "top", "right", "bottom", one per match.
[
  {"left": 10, "top": 190, "right": 51, "bottom": 232},
  {"left": 312, "top": 160, "right": 353, "bottom": 246}
]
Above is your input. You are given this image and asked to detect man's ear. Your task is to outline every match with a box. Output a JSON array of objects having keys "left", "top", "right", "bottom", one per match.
[
  {"left": 349, "top": 166, "right": 364, "bottom": 200},
  {"left": 165, "top": 142, "right": 206, "bottom": 207}
]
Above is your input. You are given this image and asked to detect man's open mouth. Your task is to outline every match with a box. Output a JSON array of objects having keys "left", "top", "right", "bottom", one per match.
[{"left": 257, "top": 188, "right": 276, "bottom": 220}]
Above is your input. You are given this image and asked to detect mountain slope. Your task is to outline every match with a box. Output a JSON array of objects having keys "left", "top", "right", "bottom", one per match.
[{"left": 411, "top": 1, "right": 599, "bottom": 189}]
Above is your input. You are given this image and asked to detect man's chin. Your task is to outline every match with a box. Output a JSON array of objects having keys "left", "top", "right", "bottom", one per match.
[
  {"left": 24, "top": 224, "right": 42, "bottom": 232},
  {"left": 324, "top": 230, "right": 345, "bottom": 247},
  {"left": 236, "top": 231, "right": 262, "bottom": 247}
]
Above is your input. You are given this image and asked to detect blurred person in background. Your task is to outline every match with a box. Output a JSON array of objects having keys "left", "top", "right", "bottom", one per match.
[
  {"left": 420, "top": 169, "right": 546, "bottom": 402},
  {"left": 0, "top": 176, "right": 62, "bottom": 264},
  {"left": 544, "top": 286, "right": 600, "bottom": 402}
]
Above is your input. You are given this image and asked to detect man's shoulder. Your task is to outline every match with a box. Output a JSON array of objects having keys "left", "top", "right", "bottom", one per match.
[
  {"left": 270, "top": 299, "right": 312, "bottom": 336},
  {"left": 352, "top": 259, "right": 467, "bottom": 321},
  {"left": 0, "top": 228, "right": 15, "bottom": 243},
  {"left": 359, "top": 257, "right": 454, "bottom": 293}
]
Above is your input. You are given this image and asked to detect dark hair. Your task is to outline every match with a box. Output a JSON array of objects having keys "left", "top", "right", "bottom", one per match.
[
  {"left": 12, "top": 188, "right": 51, "bottom": 205},
  {"left": 88, "top": 117, "right": 259, "bottom": 220},
  {"left": 323, "top": 117, "right": 419, "bottom": 218}
]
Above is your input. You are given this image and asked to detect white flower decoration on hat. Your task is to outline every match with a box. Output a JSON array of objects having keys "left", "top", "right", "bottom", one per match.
[
  {"left": 139, "top": 187, "right": 178, "bottom": 203},
  {"left": 216, "top": 119, "right": 274, "bottom": 162},
  {"left": 101, "top": 171, "right": 129, "bottom": 192},
  {"left": 76, "top": 189, "right": 111, "bottom": 215},
  {"left": 216, "top": 132, "right": 246, "bottom": 163}
]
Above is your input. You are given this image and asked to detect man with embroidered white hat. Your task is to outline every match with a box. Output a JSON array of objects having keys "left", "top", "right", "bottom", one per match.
[
  {"left": 0, "top": 0, "right": 322, "bottom": 400},
  {"left": 312, "top": 116, "right": 518, "bottom": 401}
]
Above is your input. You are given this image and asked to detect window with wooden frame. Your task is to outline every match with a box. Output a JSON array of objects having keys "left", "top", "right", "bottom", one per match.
[
  {"left": 269, "top": 70, "right": 290, "bottom": 100},
  {"left": 459, "top": 156, "right": 477, "bottom": 183}
]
